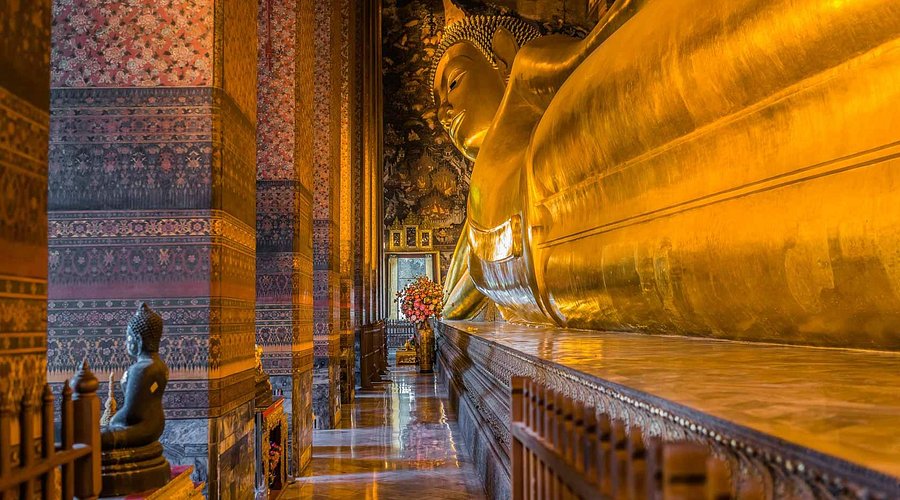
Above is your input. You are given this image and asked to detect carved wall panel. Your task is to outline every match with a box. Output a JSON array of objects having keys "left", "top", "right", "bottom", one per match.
[{"left": 382, "top": 0, "right": 469, "bottom": 277}]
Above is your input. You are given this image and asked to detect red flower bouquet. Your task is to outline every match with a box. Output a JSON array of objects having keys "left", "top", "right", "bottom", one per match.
[{"left": 396, "top": 276, "right": 444, "bottom": 325}]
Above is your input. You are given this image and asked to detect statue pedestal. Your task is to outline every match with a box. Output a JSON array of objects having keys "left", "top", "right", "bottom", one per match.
[
  {"left": 255, "top": 397, "right": 288, "bottom": 499},
  {"left": 100, "top": 465, "right": 203, "bottom": 499},
  {"left": 100, "top": 441, "right": 171, "bottom": 497},
  {"left": 396, "top": 348, "right": 417, "bottom": 365},
  {"left": 437, "top": 320, "right": 900, "bottom": 500}
]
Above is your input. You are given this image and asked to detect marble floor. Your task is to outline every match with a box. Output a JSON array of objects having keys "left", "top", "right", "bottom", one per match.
[{"left": 282, "top": 366, "right": 486, "bottom": 499}]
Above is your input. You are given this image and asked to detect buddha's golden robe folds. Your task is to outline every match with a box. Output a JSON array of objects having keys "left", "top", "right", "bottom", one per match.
[{"left": 455, "top": 0, "right": 900, "bottom": 349}]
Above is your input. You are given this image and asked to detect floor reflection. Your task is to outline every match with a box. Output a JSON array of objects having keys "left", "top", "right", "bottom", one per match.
[{"left": 284, "top": 366, "right": 486, "bottom": 499}]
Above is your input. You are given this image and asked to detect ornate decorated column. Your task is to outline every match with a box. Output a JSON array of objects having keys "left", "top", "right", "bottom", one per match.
[
  {"left": 352, "top": 0, "right": 367, "bottom": 388},
  {"left": 338, "top": 0, "right": 359, "bottom": 405},
  {"left": 256, "top": 0, "right": 315, "bottom": 475},
  {"left": 0, "top": 0, "right": 51, "bottom": 405},
  {"left": 311, "top": 0, "right": 348, "bottom": 429},
  {"left": 358, "top": 0, "right": 385, "bottom": 331},
  {"left": 48, "top": 1, "right": 258, "bottom": 496}
]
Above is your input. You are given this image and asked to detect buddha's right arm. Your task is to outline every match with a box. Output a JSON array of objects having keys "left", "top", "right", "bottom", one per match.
[
  {"left": 442, "top": 270, "right": 487, "bottom": 320},
  {"left": 443, "top": 222, "right": 471, "bottom": 294},
  {"left": 442, "top": 223, "right": 487, "bottom": 320},
  {"left": 443, "top": 270, "right": 487, "bottom": 320}
]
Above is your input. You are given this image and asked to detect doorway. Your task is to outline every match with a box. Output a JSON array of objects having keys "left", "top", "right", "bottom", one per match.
[{"left": 386, "top": 252, "right": 441, "bottom": 321}]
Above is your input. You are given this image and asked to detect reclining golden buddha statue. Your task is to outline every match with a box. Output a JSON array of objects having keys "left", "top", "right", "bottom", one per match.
[{"left": 434, "top": 0, "right": 900, "bottom": 349}]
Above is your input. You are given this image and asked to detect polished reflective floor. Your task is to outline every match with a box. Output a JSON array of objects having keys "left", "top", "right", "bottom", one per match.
[{"left": 283, "top": 365, "right": 486, "bottom": 499}]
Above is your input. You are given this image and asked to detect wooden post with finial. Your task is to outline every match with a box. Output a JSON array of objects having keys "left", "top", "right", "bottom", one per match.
[
  {"left": 19, "top": 389, "right": 35, "bottom": 499},
  {"left": 543, "top": 388, "right": 557, "bottom": 499},
  {"left": 597, "top": 412, "right": 613, "bottom": 496},
  {"left": 610, "top": 419, "right": 629, "bottom": 499},
  {"left": 628, "top": 425, "right": 647, "bottom": 499},
  {"left": 0, "top": 387, "right": 13, "bottom": 497},
  {"left": 582, "top": 405, "right": 598, "bottom": 486},
  {"left": 61, "top": 380, "right": 74, "bottom": 499},
  {"left": 41, "top": 384, "right": 56, "bottom": 499},
  {"left": 71, "top": 360, "right": 101, "bottom": 500}
]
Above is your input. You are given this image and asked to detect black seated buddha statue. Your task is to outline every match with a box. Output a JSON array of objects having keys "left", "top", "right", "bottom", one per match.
[{"left": 100, "top": 303, "right": 171, "bottom": 495}]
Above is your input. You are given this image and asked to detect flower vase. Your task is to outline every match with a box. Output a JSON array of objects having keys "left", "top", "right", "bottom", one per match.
[{"left": 416, "top": 322, "right": 435, "bottom": 373}]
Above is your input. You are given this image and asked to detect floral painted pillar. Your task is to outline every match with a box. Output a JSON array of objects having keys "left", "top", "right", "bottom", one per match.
[
  {"left": 256, "top": 0, "right": 315, "bottom": 475},
  {"left": 48, "top": 1, "right": 259, "bottom": 497},
  {"left": 311, "top": 0, "right": 348, "bottom": 430}
]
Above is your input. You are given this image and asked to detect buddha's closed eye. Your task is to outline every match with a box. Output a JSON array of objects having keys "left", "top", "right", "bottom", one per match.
[{"left": 448, "top": 70, "right": 466, "bottom": 92}]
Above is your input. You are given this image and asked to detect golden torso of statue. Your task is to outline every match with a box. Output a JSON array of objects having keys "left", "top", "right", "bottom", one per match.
[{"left": 436, "top": 0, "right": 900, "bottom": 350}]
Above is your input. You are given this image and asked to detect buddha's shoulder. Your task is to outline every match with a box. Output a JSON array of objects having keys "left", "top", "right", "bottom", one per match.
[{"left": 129, "top": 358, "right": 168, "bottom": 376}]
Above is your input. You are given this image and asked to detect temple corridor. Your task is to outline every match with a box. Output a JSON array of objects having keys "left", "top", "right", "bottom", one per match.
[
  {"left": 286, "top": 366, "right": 486, "bottom": 499},
  {"left": 3, "top": 0, "right": 900, "bottom": 498}
]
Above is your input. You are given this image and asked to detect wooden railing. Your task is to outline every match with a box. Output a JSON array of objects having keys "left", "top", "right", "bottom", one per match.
[
  {"left": 511, "top": 376, "right": 733, "bottom": 500},
  {"left": 359, "top": 321, "right": 387, "bottom": 390},
  {"left": 0, "top": 361, "right": 101, "bottom": 500},
  {"left": 385, "top": 320, "right": 415, "bottom": 351}
]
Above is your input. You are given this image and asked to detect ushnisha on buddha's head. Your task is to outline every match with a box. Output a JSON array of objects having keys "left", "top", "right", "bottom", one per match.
[
  {"left": 431, "top": 15, "right": 540, "bottom": 160},
  {"left": 125, "top": 303, "right": 163, "bottom": 357}
]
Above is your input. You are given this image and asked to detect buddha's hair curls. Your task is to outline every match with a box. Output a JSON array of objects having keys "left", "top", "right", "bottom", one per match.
[
  {"left": 128, "top": 303, "right": 163, "bottom": 353},
  {"left": 430, "top": 15, "right": 541, "bottom": 94}
]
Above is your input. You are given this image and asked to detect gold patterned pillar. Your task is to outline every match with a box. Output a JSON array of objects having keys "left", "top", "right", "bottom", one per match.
[
  {"left": 0, "top": 0, "right": 51, "bottom": 408},
  {"left": 338, "top": 0, "right": 358, "bottom": 405},
  {"left": 355, "top": 0, "right": 385, "bottom": 334},
  {"left": 352, "top": 0, "right": 384, "bottom": 385}
]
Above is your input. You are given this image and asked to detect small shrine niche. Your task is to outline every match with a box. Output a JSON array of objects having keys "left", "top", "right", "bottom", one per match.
[
  {"left": 253, "top": 345, "right": 287, "bottom": 499},
  {"left": 388, "top": 215, "right": 433, "bottom": 252}
]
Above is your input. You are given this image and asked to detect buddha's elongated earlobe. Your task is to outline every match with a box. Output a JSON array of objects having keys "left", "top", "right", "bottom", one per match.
[{"left": 491, "top": 27, "right": 518, "bottom": 80}]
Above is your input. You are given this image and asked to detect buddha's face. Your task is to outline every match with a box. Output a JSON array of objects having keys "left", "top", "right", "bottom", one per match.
[
  {"left": 126, "top": 328, "right": 141, "bottom": 357},
  {"left": 434, "top": 41, "right": 506, "bottom": 161}
]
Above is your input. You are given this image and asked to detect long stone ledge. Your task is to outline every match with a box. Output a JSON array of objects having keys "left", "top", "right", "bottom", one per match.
[{"left": 436, "top": 320, "right": 900, "bottom": 499}]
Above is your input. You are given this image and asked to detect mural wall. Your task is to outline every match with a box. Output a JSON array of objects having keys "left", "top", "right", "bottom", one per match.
[
  {"left": 381, "top": 0, "right": 603, "bottom": 277},
  {"left": 382, "top": 0, "right": 465, "bottom": 276}
]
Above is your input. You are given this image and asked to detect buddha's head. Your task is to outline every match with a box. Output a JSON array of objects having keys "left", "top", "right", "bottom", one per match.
[
  {"left": 431, "top": 15, "right": 540, "bottom": 160},
  {"left": 126, "top": 303, "right": 163, "bottom": 357}
]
